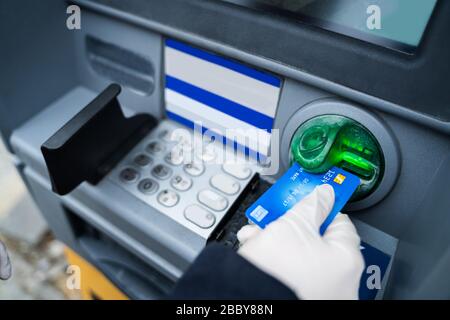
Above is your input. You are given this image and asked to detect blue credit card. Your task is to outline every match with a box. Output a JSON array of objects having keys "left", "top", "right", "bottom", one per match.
[{"left": 246, "top": 163, "right": 360, "bottom": 235}]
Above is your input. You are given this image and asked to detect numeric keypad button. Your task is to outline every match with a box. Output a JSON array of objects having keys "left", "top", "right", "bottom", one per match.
[
  {"left": 198, "top": 189, "right": 228, "bottom": 211},
  {"left": 146, "top": 141, "right": 165, "bottom": 154},
  {"left": 151, "top": 164, "right": 172, "bottom": 180},
  {"left": 171, "top": 174, "right": 193, "bottom": 191},
  {"left": 184, "top": 162, "right": 205, "bottom": 176},
  {"left": 138, "top": 178, "right": 158, "bottom": 194},
  {"left": 119, "top": 167, "right": 139, "bottom": 183},
  {"left": 222, "top": 164, "right": 251, "bottom": 180},
  {"left": 134, "top": 154, "right": 152, "bottom": 167},
  {"left": 184, "top": 205, "right": 216, "bottom": 229},
  {"left": 165, "top": 147, "right": 184, "bottom": 166},
  {"left": 210, "top": 174, "right": 240, "bottom": 195},
  {"left": 157, "top": 189, "right": 179, "bottom": 207}
]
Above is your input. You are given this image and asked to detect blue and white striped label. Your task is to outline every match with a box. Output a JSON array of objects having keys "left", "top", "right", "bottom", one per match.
[{"left": 164, "top": 39, "right": 281, "bottom": 157}]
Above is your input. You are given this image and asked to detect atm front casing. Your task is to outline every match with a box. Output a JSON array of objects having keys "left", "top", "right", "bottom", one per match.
[{"left": 1, "top": 0, "right": 450, "bottom": 299}]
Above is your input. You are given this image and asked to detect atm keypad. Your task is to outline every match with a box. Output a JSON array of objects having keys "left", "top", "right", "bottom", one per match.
[{"left": 109, "top": 120, "right": 256, "bottom": 239}]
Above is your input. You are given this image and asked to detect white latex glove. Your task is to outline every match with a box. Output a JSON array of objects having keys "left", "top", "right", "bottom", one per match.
[
  {"left": 237, "top": 184, "right": 364, "bottom": 300},
  {"left": 0, "top": 239, "right": 12, "bottom": 280}
]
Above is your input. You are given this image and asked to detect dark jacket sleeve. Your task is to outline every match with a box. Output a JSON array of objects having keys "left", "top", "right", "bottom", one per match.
[{"left": 170, "top": 242, "right": 297, "bottom": 299}]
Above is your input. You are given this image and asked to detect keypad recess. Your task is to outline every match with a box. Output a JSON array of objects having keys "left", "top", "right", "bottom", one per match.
[{"left": 109, "top": 120, "right": 257, "bottom": 239}]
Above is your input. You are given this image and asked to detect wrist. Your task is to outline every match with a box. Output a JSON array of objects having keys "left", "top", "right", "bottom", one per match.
[{"left": 238, "top": 247, "right": 302, "bottom": 299}]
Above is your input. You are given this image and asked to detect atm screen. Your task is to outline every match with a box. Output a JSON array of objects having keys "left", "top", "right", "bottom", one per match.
[
  {"left": 164, "top": 39, "right": 282, "bottom": 158},
  {"left": 222, "top": 0, "right": 438, "bottom": 53}
]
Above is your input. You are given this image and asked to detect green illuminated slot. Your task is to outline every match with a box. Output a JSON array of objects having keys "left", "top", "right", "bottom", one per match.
[{"left": 290, "top": 115, "right": 384, "bottom": 201}]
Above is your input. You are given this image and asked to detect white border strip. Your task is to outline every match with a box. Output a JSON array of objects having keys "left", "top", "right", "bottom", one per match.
[
  {"left": 166, "top": 89, "right": 271, "bottom": 155},
  {"left": 166, "top": 47, "right": 280, "bottom": 118}
]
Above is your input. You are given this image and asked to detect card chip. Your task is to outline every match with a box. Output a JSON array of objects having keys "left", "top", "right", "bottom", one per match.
[
  {"left": 249, "top": 205, "right": 269, "bottom": 222},
  {"left": 334, "top": 174, "right": 346, "bottom": 184}
]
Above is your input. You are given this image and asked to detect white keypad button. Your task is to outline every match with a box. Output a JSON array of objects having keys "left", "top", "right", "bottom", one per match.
[
  {"left": 119, "top": 167, "right": 139, "bottom": 183},
  {"left": 198, "top": 189, "right": 228, "bottom": 211},
  {"left": 184, "top": 161, "right": 205, "bottom": 176},
  {"left": 138, "top": 178, "right": 158, "bottom": 195},
  {"left": 195, "top": 146, "right": 216, "bottom": 162},
  {"left": 165, "top": 147, "right": 184, "bottom": 166},
  {"left": 178, "top": 141, "right": 193, "bottom": 152},
  {"left": 151, "top": 164, "right": 172, "bottom": 180},
  {"left": 222, "top": 163, "right": 252, "bottom": 180},
  {"left": 184, "top": 205, "right": 216, "bottom": 229},
  {"left": 157, "top": 189, "right": 179, "bottom": 207},
  {"left": 171, "top": 129, "right": 193, "bottom": 150},
  {"left": 210, "top": 174, "right": 240, "bottom": 195},
  {"left": 171, "top": 174, "right": 193, "bottom": 191}
]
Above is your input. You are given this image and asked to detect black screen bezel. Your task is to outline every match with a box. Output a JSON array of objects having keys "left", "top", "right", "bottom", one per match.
[{"left": 221, "top": 0, "right": 437, "bottom": 54}]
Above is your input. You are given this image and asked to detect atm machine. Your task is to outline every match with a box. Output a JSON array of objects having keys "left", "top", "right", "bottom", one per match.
[{"left": 0, "top": 0, "right": 449, "bottom": 299}]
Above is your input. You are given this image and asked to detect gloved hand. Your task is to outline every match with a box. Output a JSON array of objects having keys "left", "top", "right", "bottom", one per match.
[
  {"left": 0, "top": 239, "right": 12, "bottom": 280},
  {"left": 237, "top": 184, "right": 364, "bottom": 300}
]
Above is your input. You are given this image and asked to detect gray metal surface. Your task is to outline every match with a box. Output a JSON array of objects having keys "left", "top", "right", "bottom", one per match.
[
  {"left": 0, "top": 0, "right": 78, "bottom": 151},
  {"left": 384, "top": 152, "right": 450, "bottom": 299},
  {"left": 75, "top": 9, "right": 164, "bottom": 119}
]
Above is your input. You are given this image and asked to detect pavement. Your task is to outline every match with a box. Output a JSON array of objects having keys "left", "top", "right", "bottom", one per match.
[{"left": 0, "top": 139, "right": 80, "bottom": 300}]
